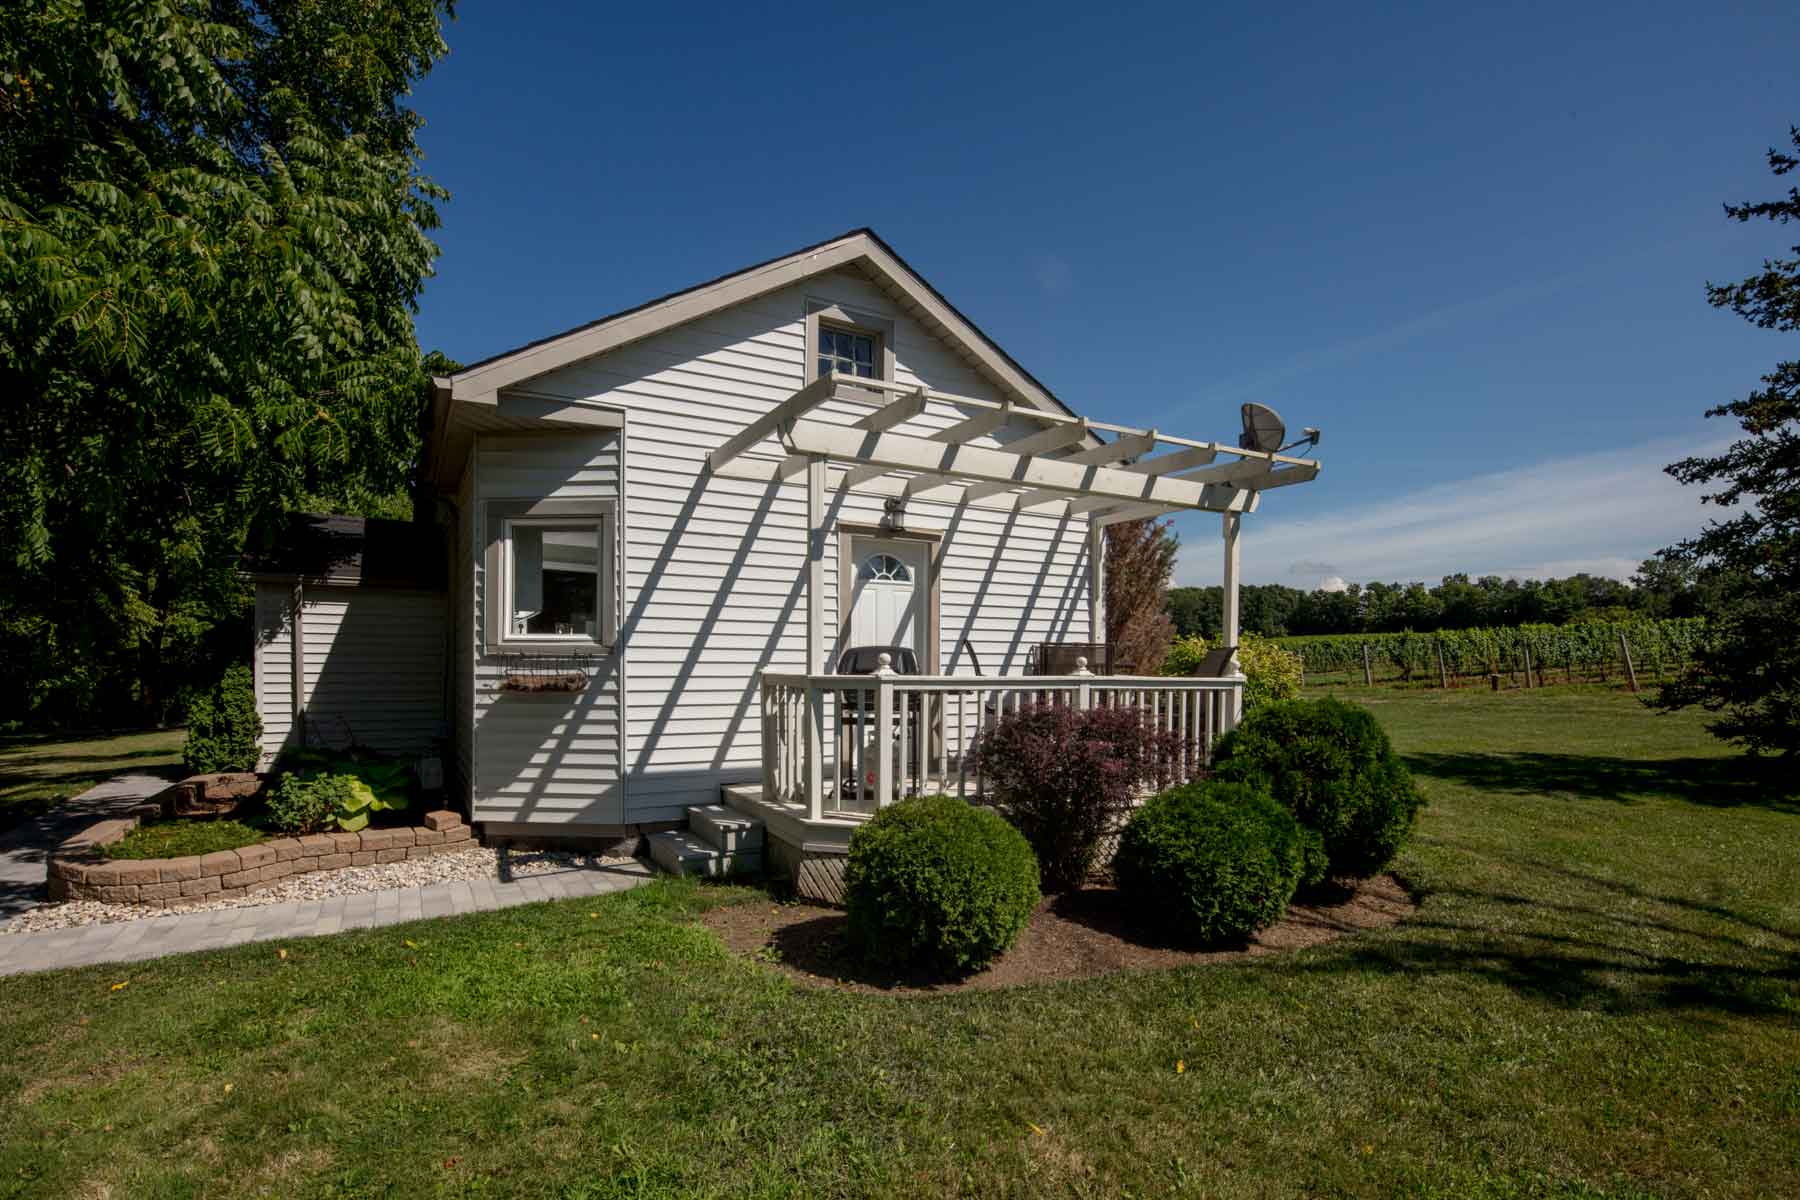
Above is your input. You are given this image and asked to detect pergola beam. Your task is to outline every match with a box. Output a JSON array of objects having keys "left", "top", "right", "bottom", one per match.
[
  {"left": 1175, "top": 456, "right": 1283, "bottom": 487},
  {"left": 1253, "top": 464, "right": 1320, "bottom": 490},
  {"left": 1088, "top": 502, "right": 1183, "bottom": 527},
  {"left": 902, "top": 472, "right": 965, "bottom": 503},
  {"left": 1087, "top": 486, "right": 1258, "bottom": 525},
  {"left": 707, "top": 375, "right": 835, "bottom": 472},
  {"left": 1063, "top": 494, "right": 1126, "bottom": 515},
  {"left": 706, "top": 382, "right": 1320, "bottom": 521},
  {"left": 1012, "top": 489, "right": 1069, "bottom": 511},
  {"left": 855, "top": 386, "right": 928, "bottom": 433},
  {"left": 711, "top": 446, "right": 1274, "bottom": 517},
  {"left": 781, "top": 420, "right": 1248, "bottom": 512},
  {"left": 1053, "top": 429, "right": 1159, "bottom": 467},
  {"left": 1002, "top": 419, "right": 1091, "bottom": 458},
  {"left": 930, "top": 401, "right": 1015, "bottom": 445},
  {"left": 814, "top": 376, "right": 1318, "bottom": 471},
  {"left": 1121, "top": 444, "right": 1220, "bottom": 475},
  {"left": 838, "top": 462, "right": 892, "bottom": 490},
  {"left": 959, "top": 480, "right": 1018, "bottom": 505}
]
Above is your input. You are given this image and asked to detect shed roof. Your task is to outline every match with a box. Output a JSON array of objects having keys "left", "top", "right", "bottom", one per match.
[{"left": 244, "top": 514, "right": 446, "bottom": 591}]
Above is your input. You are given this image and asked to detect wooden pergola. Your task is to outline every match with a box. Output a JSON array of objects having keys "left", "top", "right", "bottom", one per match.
[{"left": 708, "top": 373, "right": 1321, "bottom": 687}]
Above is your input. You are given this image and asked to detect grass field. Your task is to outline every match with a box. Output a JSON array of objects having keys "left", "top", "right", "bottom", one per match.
[
  {"left": 0, "top": 729, "right": 183, "bottom": 833},
  {"left": 0, "top": 687, "right": 1795, "bottom": 1198},
  {"left": 102, "top": 818, "right": 268, "bottom": 860}
]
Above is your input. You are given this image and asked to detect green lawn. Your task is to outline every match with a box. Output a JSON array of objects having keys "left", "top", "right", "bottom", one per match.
[
  {"left": 1, "top": 688, "right": 1796, "bottom": 1198},
  {"left": 0, "top": 729, "right": 184, "bottom": 833},
  {"left": 103, "top": 818, "right": 268, "bottom": 860}
]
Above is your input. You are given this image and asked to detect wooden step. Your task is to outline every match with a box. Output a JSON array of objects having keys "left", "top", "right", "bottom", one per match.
[
  {"left": 689, "top": 803, "right": 764, "bottom": 854},
  {"left": 645, "top": 830, "right": 761, "bottom": 879}
]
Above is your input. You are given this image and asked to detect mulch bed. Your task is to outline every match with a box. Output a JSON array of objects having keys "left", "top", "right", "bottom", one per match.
[{"left": 702, "top": 874, "right": 1416, "bottom": 995}]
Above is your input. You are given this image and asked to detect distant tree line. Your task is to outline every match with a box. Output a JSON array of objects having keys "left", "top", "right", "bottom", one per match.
[{"left": 1167, "top": 560, "right": 1711, "bottom": 641}]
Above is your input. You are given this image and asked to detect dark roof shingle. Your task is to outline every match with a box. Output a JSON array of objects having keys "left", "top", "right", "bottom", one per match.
[{"left": 244, "top": 514, "right": 445, "bottom": 590}]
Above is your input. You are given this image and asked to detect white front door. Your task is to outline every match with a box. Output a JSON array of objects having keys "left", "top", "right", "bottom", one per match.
[{"left": 846, "top": 537, "right": 929, "bottom": 670}]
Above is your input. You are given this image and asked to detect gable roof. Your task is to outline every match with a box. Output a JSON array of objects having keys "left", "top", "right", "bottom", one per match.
[{"left": 436, "top": 229, "right": 1076, "bottom": 420}]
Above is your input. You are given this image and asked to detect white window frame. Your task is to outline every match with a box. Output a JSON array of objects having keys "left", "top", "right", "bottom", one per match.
[
  {"left": 484, "top": 498, "right": 616, "bottom": 654},
  {"left": 803, "top": 299, "right": 896, "bottom": 385},
  {"left": 817, "top": 323, "right": 880, "bottom": 380},
  {"left": 501, "top": 516, "right": 604, "bottom": 642}
]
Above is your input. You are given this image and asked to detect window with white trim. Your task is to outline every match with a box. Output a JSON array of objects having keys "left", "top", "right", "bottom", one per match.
[
  {"left": 505, "top": 519, "right": 601, "bottom": 638},
  {"left": 485, "top": 499, "right": 616, "bottom": 652},
  {"left": 818, "top": 324, "right": 877, "bottom": 379}
]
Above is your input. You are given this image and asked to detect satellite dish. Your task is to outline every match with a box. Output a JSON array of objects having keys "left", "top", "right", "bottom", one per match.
[{"left": 1239, "top": 403, "right": 1286, "bottom": 453}]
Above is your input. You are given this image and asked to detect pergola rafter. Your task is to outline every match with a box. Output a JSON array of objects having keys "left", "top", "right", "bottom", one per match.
[{"left": 706, "top": 377, "right": 1313, "bottom": 517}]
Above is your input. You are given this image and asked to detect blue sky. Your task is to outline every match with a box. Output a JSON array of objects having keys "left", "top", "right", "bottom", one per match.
[{"left": 410, "top": 1, "right": 1798, "bottom": 588}]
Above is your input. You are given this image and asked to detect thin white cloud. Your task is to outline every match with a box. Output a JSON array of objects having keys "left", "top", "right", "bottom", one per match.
[{"left": 1174, "top": 435, "right": 1731, "bottom": 588}]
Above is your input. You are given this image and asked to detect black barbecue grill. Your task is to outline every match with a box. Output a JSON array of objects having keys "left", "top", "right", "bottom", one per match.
[{"left": 832, "top": 644, "right": 923, "bottom": 803}]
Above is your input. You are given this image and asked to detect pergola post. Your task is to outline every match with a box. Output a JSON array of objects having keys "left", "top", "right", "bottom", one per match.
[
  {"left": 1221, "top": 512, "right": 1243, "bottom": 726},
  {"left": 805, "top": 455, "right": 826, "bottom": 820}
]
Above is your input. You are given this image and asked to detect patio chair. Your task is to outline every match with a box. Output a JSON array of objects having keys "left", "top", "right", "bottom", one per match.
[
  {"left": 1031, "top": 641, "right": 1114, "bottom": 675},
  {"left": 1185, "top": 645, "right": 1239, "bottom": 677},
  {"left": 832, "top": 645, "right": 923, "bottom": 803}
]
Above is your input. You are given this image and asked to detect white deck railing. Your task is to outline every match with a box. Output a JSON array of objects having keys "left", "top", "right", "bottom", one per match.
[{"left": 760, "top": 657, "right": 1244, "bottom": 821}]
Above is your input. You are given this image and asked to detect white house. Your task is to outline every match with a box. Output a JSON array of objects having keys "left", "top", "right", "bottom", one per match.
[{"left": 250, "top": 230, "right": 1319, "bottom": 896}]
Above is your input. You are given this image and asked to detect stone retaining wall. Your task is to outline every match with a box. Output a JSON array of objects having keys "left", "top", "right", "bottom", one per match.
[{"left": 47, "top": 810, "right": 474, "bottom": 906}]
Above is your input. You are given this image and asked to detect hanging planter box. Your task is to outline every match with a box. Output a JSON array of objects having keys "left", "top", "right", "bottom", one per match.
[
  {"left": 499, "top": 672, "right": 587, "bottom": 693},
  {"left": 495, "top": 652, "right": 593, "bottom": 694}
]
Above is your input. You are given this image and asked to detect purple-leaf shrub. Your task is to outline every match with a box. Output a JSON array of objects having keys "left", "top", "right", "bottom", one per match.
[{"left": 970, "top": 702, "right": 1186, "bottom": 891}]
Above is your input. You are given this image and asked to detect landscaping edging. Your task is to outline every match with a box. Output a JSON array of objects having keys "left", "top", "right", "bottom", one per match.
[{"left": 46, "top": 810, "right": 474, "bottom": 906}]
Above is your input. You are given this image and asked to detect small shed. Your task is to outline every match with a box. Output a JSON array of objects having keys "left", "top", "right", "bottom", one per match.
[{"left": 246, "top": 514, "right": 450, "bottom": 770}]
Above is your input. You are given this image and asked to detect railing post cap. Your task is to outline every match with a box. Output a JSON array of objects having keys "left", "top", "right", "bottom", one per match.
[
  {"left": 1074, "top": 656, "right": 1093, "bottom": 676},
  {"left": 876, "top": 652, "right": 894, "bottom": 675}
]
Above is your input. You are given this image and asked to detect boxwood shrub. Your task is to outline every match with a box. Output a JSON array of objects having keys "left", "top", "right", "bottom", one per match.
[
  {"left": 844, "top": 794, "right": 1040, "bottom": 973},
  {"left": 1211, "top": 696, "right": 1424, "bottom": 882},
  {"left": 1114, "top": 780, "right": 1307, "bottom": 944}
]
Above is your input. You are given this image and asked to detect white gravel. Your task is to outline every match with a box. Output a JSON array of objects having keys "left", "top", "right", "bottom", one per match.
[{"left": 1, "top": 846, "right": 641, "bottom": 935}]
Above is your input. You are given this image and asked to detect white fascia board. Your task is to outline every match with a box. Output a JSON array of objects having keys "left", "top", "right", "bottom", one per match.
[
  {"left": 450, "top": 240, "right": 867, "bottom": 398},
  {"left": 444, "top": 232, "right": 1081, "bottom": 429}
]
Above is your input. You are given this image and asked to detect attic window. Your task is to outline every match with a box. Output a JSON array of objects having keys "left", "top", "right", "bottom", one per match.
[{"left": 818, "top": 325, "right": 877, "bottom": 379}]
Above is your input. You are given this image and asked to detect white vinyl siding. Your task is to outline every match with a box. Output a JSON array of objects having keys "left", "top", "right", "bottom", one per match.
[
  {"left": 470, "top": 431, "right": 625, "bottom": 827},
  {"left": 521, "top": 268, "right": 1093, "bottom": 824},
  {"left": 253, "top": 582, "right": 446, "bottom": 766},
  {"left": 253, "top": 584, "right": 296, "bottom": 767},
  {"left": 452, "top": 464, "right": 476, "bottom": 804}
]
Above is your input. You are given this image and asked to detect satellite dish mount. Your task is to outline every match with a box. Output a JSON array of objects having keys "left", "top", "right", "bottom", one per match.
[{"left": 1239, "top": 403, "right": 1321, "bottom": 455}]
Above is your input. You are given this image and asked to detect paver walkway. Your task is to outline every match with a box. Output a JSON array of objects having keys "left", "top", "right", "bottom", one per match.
[
  {"left": 0, "top": 859, "right": 656, "bottom": 977},
  {"left": 0, "top": 772, "right": 173, "bottom": 920}
]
